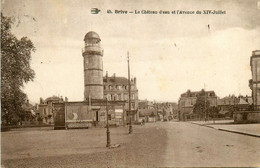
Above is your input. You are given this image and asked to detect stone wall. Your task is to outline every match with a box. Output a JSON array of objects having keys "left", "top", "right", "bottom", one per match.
[{"left": 234, "top": 111, "right": 260, "bottom": 124}]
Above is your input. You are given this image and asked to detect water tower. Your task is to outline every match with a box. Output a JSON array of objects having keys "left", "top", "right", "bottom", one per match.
[{"left": 82, "top": 31, "right": 104, "bottom": 100}]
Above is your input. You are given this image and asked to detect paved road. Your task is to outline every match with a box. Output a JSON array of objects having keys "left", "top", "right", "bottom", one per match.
[
  {"left": 2, "top": 122, "right": 260, "bottom": 167},
  {"left": 163, "top": 122, "right": 260, "bottom": 167}
]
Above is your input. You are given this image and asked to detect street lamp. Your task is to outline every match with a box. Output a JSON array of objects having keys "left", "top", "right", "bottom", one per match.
[{"left": 106, "top": 98, "right": 111, "bottom": 148}]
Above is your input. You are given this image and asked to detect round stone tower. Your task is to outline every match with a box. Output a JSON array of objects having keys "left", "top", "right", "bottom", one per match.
[{"left": 82, "top": 31, "right": 104, "bottom": 100}]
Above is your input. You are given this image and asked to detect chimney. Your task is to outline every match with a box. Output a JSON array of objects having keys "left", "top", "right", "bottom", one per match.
[
  {"left": 134, "top": 77, "right": 136, "bottom": 84},
  {"left": 40, "top": 98, "right": 43, "bottom": 104},
  {"left": 113, "top": 73, "right": 116, "bottom": 82},
  {"left": 106, "top": 71, "right": 108, "bottom": 82}
]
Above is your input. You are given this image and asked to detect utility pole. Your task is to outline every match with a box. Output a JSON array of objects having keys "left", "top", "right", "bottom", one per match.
[
  {"left": 106, "top": 98, "right": 111, "bottom": 148},
  {"left": 255, "top": 60, "right": 258, "bottom": 110},
  {"left": 128, "top": 51, "right": 133, "bottom": 134},
  {"left": 204, "top": 85, "right": 207, "bottom": 122}
]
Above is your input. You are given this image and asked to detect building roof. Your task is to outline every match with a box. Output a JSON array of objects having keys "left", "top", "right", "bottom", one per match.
[
  {"left": 22, "top": 102, "right": 34, "bottom": 111},
  {"left": 103, "top": 76, "right": 129, "bottom": 84},
  {"left": 45, "top": 96, "right": 62, "bottom": 102},
  {"left": 180, "top": 90, "right": 216, "bottom": 97},
  {"left": 84, "top": 31, "right": 100, "bottom": 41},
  {"left": 237, "top": 98, "right": 249, "bottom": 105},
  {"left": 217, "top": 96, "right": 238, "bottom": 105}
]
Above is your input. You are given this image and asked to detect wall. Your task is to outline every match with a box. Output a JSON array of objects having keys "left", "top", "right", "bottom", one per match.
[
  {"left": 65, "top": 101, "right": 125, "bottom": 128},
  {"left": 65, "top": 102, "right": 93, "bottom": 128},
  {"left": 234, "top": 111, "right": 260, "bottom": 124}
]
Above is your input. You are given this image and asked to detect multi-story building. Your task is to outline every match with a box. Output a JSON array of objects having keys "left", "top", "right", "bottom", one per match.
[
  {"left": 234, "top": 50, "right": 260, "bottom": 123},
  {"left": 178, "top": 89, "right": 217, "bottom": 120},
  {"left": 249, "top": 50, "right": 260, "bottom": 108},
  {"left": 103, "top": 72, "right": 139, "bottom": 121}
]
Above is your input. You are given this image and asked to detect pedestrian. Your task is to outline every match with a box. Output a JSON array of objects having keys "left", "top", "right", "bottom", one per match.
[{"left": 142, "top": 119, "right": 145, "bottom": 126}]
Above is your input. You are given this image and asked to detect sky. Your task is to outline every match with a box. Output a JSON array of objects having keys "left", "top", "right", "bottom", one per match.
[{"left": 1, "top": 0, "right": 260, "bottom": 104}]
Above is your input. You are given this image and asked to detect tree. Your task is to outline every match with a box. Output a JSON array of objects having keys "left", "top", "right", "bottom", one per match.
[
  {"left": 208, "top": 106, "right": 219, "bottom": 123},
  {"left": 193, "top": 91, "right": 210, "bottom": 120},
  {"left": 1, "top": 13, "right": 35, "bottom": 125}
]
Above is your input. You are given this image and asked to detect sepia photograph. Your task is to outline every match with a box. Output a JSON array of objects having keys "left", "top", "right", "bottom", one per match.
[{"left": 1, "top": 0, "right": 260, "bottom": 167}]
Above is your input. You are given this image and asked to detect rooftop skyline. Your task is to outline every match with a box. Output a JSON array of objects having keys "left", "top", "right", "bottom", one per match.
[{"left": 2, "top": 0, "right": 260, "bottom": 104}]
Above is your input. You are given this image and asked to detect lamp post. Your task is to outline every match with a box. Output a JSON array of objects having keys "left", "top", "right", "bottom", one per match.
[
  {"left": 204, "top": 85, "right": 207, "bottom": 122},
  {"left": 106, "top": 97, "right": 111, "bottom": 148},
  {"left": 128, "top": 52, "right": 133, "bottom": 134}
]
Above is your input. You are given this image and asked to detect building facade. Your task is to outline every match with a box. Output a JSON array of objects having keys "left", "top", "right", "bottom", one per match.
[
  {"left": 234, "top": 50, "right": 260, "bottom": 124},
  {"left": 37, "top": 96, "right": 65, "bottom": 125},
  {"left": 138, "top": 100, "right": 156, "bottom": 122},
  {"left": 155, "top": 102, "right": 176, "bottom": 121},
  {"left": 103, "top": 72, "right": 139, "bottom": 122},
  {"left": 249, "top": 50, "right": 260, "bottom": 107},
  {"left": 178, "top": 89, "right": 217, "bottom": 120}
]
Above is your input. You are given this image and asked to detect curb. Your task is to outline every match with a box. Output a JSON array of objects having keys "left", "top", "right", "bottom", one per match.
[
  {"left": 190, "top": 122, "right": 215, "bottom": 129},
  {"left": 217, "top": 128, "right": 260, "bottom": 138},
  {"left": 190, "top": 122, "right": 260, "bottom": 138}
]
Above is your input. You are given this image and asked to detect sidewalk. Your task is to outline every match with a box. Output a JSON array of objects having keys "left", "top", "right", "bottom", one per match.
[{"left": 190, "top": 120, "right": 260, "bottom": 138}]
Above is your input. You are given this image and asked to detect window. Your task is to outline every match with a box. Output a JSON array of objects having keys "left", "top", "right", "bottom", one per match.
[
  {"left": 108, "top": 114, "right": 111, "bottom": 120},
  {"left": 131, "top": 103, "right": 135, "bottom": 109},
  {"left": 113, "top": 95, "right": 116, "bottom": 101},
  {"left": 106, "top": 94, "right": 112, "bottom": 101}
]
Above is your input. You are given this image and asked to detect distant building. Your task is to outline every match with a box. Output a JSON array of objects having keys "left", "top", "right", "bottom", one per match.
[
  {"left": 21, "top": 99, "right": 36, "bottom": 124},
  {"left": 138, "top": 100, "right": 177, "bottom": 122},
  {"left": 138, "top": 100, "right": 156, "bottom": 122},
  {"left": 139, "top": 109, "right": 156, "bottom": 122},
  {"left": 217, "top": 95, "right": 253, "bottom": 118},
  {"left": 178, "top": 89, "right": 217, "bottom": 121},
  {"left": 103, "top": 72, "right": 139, "bottom": 122},
  {"left": 155, "top": 102, "right": 176, "bottom": 121},
  {"left": 37, "top": 96, "right": 65, "bottom": 125},
  {"left": 217, "top": 95, "right": 239, "bottom": 117},
  {"left": 138, "top": 99, "right": 155, "bottom": 110},
  {"left": 22, "top": 99, "right": 35, "bottom": 115}
]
